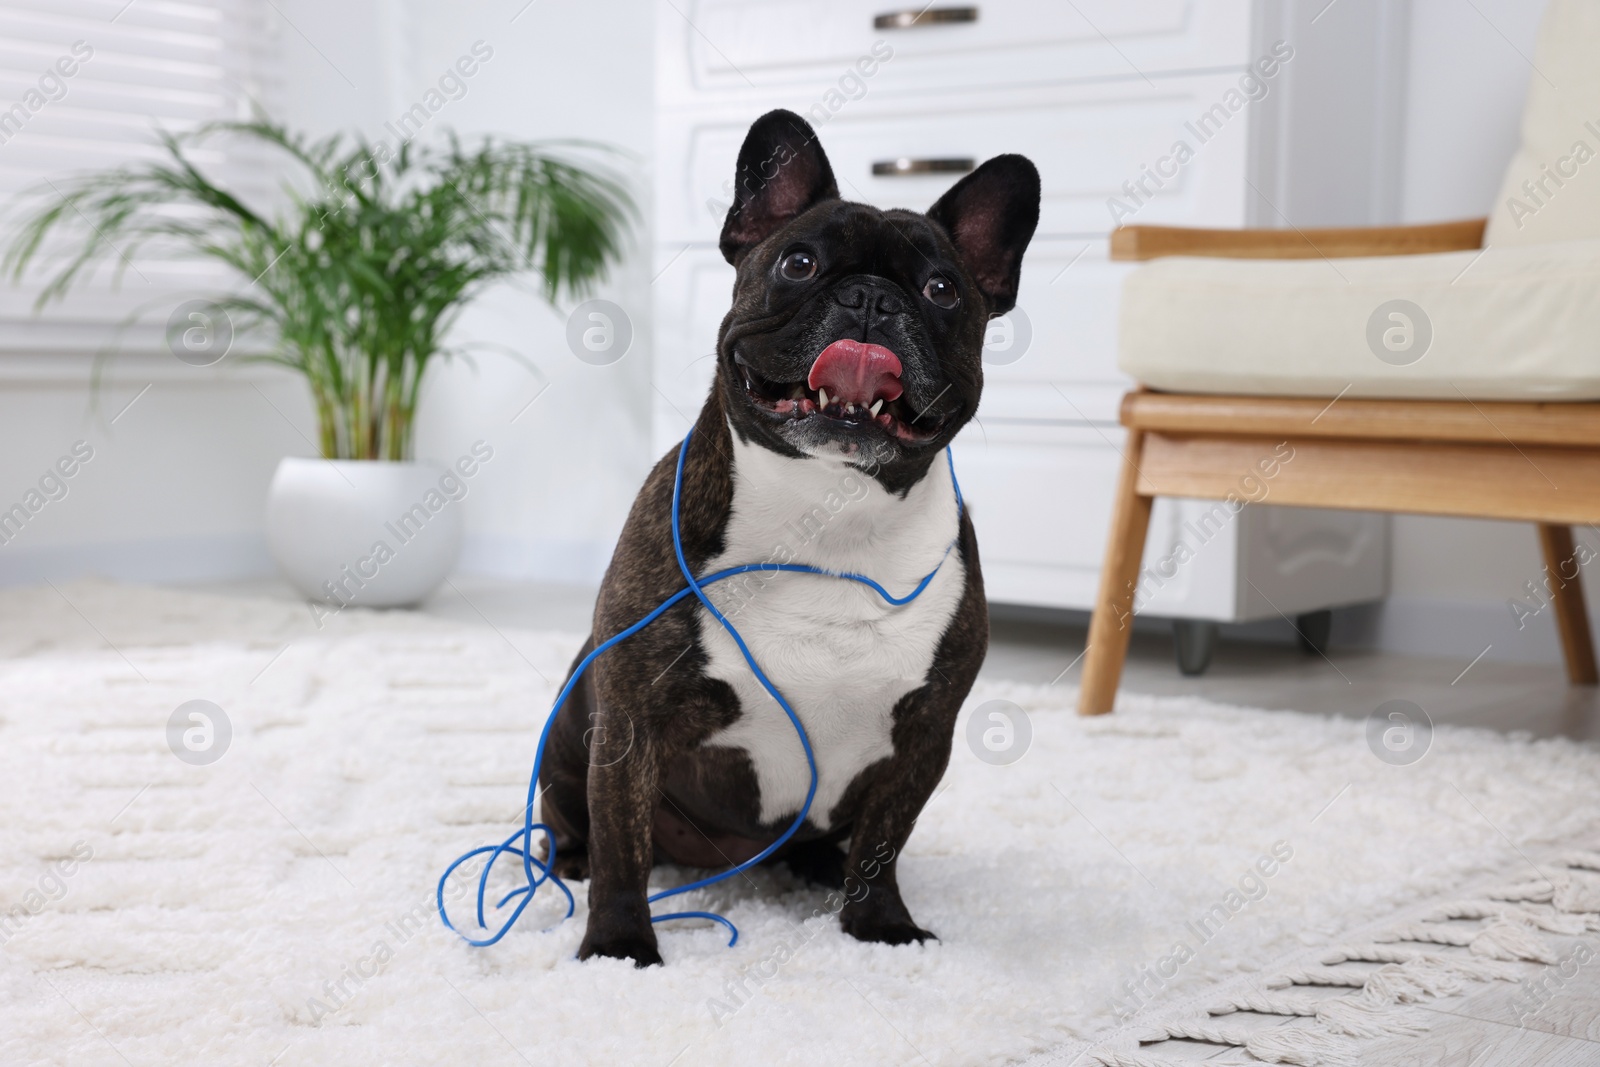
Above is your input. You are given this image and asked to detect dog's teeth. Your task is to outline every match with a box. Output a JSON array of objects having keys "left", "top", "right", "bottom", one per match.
[
  {"left": 870, "top": 399, "right": 883, "bottom": 416},
  {"left": 818, "top": 388, "right": 829, "bottom": 409},
  {"left": 845, "top": 402, "right": 856, "bottom": 414}
]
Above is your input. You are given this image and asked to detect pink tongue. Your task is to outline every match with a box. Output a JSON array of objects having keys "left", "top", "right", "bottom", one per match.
[{"left": 807, "top": 340, "right": 904, "bottom": 406}]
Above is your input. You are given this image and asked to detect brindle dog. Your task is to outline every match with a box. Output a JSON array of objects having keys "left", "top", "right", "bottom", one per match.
[{"left": 539, "top": 109, "right": 1040, "bottom": 966}]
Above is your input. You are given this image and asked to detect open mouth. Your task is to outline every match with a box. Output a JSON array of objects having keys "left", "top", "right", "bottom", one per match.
[{"left": 735, "top": 340, "right": 946, "bottom": 443}]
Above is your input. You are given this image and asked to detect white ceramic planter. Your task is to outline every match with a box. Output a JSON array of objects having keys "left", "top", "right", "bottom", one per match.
[{"left": 266, "top": 457, "right": 463, "bottom": 608}]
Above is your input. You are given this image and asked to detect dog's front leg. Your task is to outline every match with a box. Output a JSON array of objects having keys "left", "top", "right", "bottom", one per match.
[
  {"left": 578, "top": 715, "right": 664, "bottom": 967},
  {"left": 837, "top": 692, "right": 958, "bottom": 947}
]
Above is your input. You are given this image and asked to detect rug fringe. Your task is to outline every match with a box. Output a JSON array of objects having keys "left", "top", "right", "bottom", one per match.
[
  {"left": 1559, "top": 849, "right": 1600, "bottom": 872},
  {"left": 1207, "top": 983, "right": 1428, "bottom": 1039},
  {"left": 1485, "top": 879, "right": 1554, "bottom": 903},
  {"left": 1421, "top": 900, "right": 1590, "bottom": 934},
  {"left": 1091, "top": 849, "right": 1600, "bottom": 1065},
  {"left": 1243, "top": 1026, "right": 1357, "bottom": 1066},
  {"left": 1553, "top": 870, "right": 1600, "bottom": 916},
  {"left": 1137, "top": 1021, "right": 1357, "bottom": 1066},
  {"left": 1265, "top": 968, "right": 1368, "bottom": 989},
  {"left": 1209, "top": 991, "right": 1326, "bottom": 1017}
]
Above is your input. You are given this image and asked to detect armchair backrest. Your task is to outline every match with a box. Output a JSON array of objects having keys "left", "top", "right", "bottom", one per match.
[{"left": 1485, "top": 0, "right": 1600, "bottom": 246}]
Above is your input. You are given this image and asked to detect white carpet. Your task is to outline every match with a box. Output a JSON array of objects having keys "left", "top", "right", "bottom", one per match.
[{"left": 2, "top": 585, "right": 1599, "bottom": 1066}]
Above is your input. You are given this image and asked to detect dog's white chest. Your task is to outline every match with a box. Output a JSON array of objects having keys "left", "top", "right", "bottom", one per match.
[{"left": 696, "top": 432, "right": 965, "bottom": 828}]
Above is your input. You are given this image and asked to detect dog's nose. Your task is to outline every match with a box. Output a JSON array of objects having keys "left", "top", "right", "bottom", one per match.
[{"left": 833, "top": 279, "right": 905, "bottom": 316}]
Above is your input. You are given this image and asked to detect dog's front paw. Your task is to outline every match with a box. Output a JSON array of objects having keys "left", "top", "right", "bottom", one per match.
[
  {"left": 578, "top": 931, "right": 663, "bottom": 968},
  {"left": 840, "top": 909, "right": 937, "bottom": 947}
]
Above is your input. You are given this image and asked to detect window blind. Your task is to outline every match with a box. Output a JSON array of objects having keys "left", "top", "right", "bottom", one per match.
[{"left": 0, "top": 0, "right": 279, "bottom": 356}]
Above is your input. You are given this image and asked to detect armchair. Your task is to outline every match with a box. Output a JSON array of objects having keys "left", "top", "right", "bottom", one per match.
[{"left": 1078, "top": 0, "right": 1600, "bottom": 714}]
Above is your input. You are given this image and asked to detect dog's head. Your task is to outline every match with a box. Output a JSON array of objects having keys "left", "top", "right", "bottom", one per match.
[{"left": 715, "top": 109, "right": 1040, "bottom": 474}]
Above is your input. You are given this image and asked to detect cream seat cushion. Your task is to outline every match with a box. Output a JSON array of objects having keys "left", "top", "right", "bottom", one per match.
[{"left": 1117, "top": 238, "right": 1600, "bottom": 400}]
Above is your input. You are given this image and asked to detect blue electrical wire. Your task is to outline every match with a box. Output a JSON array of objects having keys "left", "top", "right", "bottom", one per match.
[{"left": 437, "top": 427, "right": 964, "bottom": 950}]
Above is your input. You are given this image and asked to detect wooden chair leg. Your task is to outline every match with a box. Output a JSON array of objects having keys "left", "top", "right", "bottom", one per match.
[
  {"left": 1079, "top": 430, "right": 1154, "bottom": 715},
  {"left": 1537, "top": 524, "right": 1599, "bottom": 685}
]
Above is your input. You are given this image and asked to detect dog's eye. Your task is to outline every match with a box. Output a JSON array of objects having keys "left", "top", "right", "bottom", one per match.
[
  {"left": 923, "top": 275, "right": 959, "bottom": 309},
  {"left": 778, "top": 250, "right": 818, "bottom": 281}
]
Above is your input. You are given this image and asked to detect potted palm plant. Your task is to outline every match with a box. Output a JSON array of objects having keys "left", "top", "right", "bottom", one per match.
[{"left": 4, "top": 119, "right": 634, "bottom": 607}]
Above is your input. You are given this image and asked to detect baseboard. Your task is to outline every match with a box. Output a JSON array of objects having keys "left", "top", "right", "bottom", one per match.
[
  {"left": 0, "top": 531, "right": 617, "bottom": 592},
  {"left": 457, "top": 532, "right": 613, "bottom": 586},
  {"left": 990, "top": 594, "right": 1577, "bottom": 666},
  {"left": 0, "top": 532, "right": 277, "bottom": 587},
  {"left": 1335, "top": 594, "right": 1576, "bottom": 666}
]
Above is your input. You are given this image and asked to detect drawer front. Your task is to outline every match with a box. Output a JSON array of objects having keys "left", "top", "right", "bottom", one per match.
[
  {"left": 659, "top": 0, "right": 1254, "bottom": 101},
  {"left": 948, "top": 422, "right": 1123, "bottom": 610},
  {"left": 1236, "top": 507, "right": 1389, "bottom": 617},
  {"left": 1136, "top": 498, "right": 1245, "bottom": 619},
  {"left": 979, "top": 238, "right": 1135, "bottom": 425},
  {"left": 948, "top": 425, "right": 1269, "bottom": 617},
  {"left": 658, "top": 76, "right": 1253, "bottom": 245}
]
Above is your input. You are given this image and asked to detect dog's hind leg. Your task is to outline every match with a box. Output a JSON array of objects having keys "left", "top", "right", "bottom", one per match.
[
  {"left": 536, "top": 789, "right": 590, "bottom": 882},
  {"left": 537, "top": 637, "right": 599, "bottom": 881},
  {"left": 578, "top": 723, "right": 666, "bottom": 967},
  {"left": 778, "top": 835, "right": 849, "bottom": 889}
]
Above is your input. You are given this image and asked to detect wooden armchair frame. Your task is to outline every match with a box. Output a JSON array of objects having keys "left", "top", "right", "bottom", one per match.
[{"left": 1078, "top": 218, "right": 1600, "bottom": 715}]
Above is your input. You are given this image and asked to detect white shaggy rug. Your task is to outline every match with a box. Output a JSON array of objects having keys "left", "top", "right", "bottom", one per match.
[{"left": 2, "top": 584, "right": 1600, "bottom": 1066}]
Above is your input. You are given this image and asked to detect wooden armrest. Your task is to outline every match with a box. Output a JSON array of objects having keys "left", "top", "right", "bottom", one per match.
[
  {"left": 1120, "top": 392, "right": 1600, "bottom": 448},
  {"left": 1110, "top": 218, "right": 1486, "bottom": 262}
]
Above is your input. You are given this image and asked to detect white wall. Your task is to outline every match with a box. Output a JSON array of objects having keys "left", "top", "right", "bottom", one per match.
[
  {"left": 1400, "top": 0, "right": 1541, "bottom": 223},
  {"left": 0, "top": 362, "right": 310, "bottom": 585}
]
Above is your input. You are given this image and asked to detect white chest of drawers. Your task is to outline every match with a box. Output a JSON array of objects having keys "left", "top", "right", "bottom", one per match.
[{"left": 653, "top": 0, "right": 1401, "bottom": 632}]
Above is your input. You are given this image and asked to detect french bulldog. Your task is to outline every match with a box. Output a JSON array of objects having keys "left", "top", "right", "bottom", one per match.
[{"left": 540, "top": 109, "right": 1040, "bottom": 966}]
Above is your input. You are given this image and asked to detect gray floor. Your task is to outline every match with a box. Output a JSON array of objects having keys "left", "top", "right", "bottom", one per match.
[{"left": 986, "top": 615, "right": 1600, "bottom": 744}]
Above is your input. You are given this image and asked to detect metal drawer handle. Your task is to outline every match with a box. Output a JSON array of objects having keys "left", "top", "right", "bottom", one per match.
[
  {"left": 872, "top": 157, "right": 975, "bottom": 177},
  {"left": 874, "top": 6, "right": 978, "bottom": 29}
]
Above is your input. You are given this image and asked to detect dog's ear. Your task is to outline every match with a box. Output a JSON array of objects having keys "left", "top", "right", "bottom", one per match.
[
  {"left": 926, "top": 155, "right": 1041, "bottom": 315},
  {"left": 719, "top": 109, "right": 839, "bottom": 266}
]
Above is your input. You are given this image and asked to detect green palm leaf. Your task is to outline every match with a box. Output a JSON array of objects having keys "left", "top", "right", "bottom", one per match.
[{"left": 3, "top": 116, "right": 636, "bottom": 460}]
